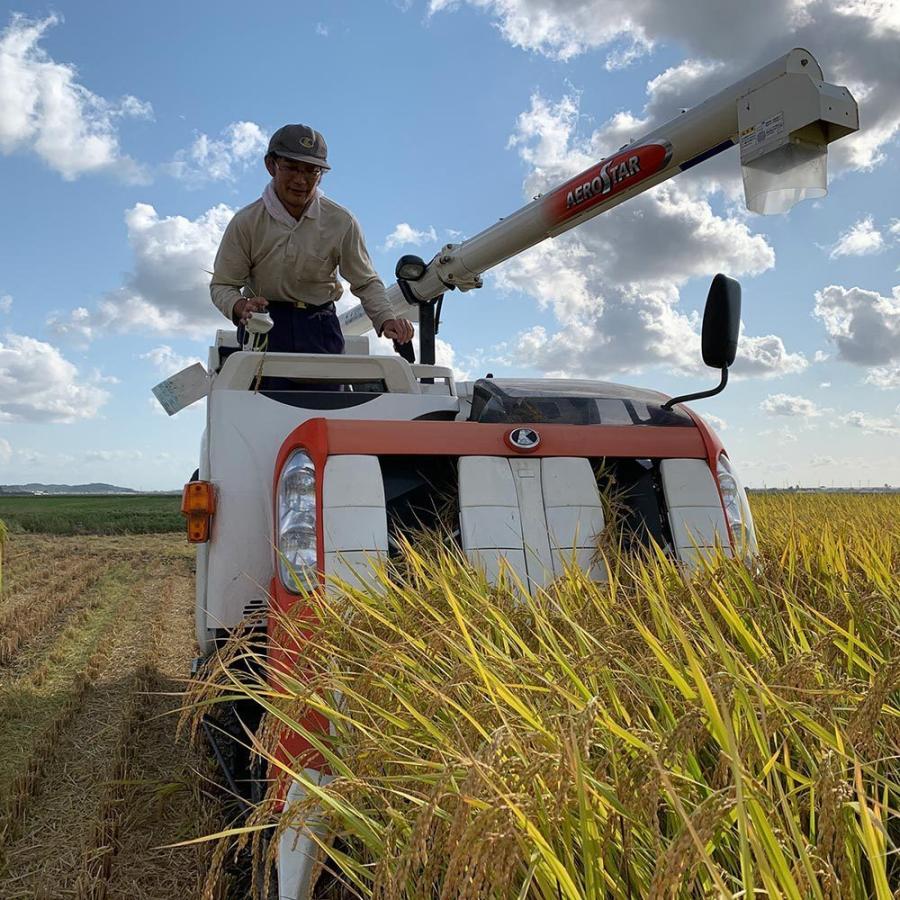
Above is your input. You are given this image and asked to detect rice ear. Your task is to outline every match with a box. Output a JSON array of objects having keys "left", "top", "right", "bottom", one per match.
[{"left": 193, "top": 494, "right": 900, "bottom": 898}]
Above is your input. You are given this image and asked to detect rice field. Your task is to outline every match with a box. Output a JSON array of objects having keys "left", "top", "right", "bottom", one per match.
[
  {"left": 0, "top": 495, "right": 182, "bottom": 535},
  {"left": 0, "top": 531, "right": 225, "bottom": 899},
  {"left": 1, "top": 493, "right": 896, "bottom": 899},
  {"left": 195, "top": 492, "right": 900, "bottom": 899}
]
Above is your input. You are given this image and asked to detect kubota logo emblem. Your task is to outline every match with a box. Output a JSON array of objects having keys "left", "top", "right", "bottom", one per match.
[{"left": 507, "top": 427, "right": 541, "bottom": 451}]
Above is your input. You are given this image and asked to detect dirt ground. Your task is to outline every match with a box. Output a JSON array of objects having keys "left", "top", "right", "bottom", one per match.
[{"left": 0, "top": 533, "right": 229, "bottom": 899}]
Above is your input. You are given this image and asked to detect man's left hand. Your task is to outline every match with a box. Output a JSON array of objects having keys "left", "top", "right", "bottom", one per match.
[{"left": 382, "top": 318, "right": 415, "bottom": 344}]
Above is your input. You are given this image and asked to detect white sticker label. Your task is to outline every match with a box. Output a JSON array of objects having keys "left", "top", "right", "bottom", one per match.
[
  {"left": 740, "top": 111, "right": 785, "bottom": 162},
  {"left": 152, "top": 363, "right": 209, "bottom": 416}
]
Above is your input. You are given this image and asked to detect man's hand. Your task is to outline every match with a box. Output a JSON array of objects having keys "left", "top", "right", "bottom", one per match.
[
  {"left": 233, "top": 296, "right": 269, "bottom": 326},
  {"left": 382, "top": 318, "right": 415, "bottom": 344}
]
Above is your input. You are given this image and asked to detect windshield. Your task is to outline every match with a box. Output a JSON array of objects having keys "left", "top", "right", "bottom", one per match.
[{"left": 468, "top": 379, "right": 694, "bottom": 427}]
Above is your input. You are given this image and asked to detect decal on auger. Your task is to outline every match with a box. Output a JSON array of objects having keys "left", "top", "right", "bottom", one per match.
[{"left": 549, "top": 140, "right": 673, "bottom": 223}]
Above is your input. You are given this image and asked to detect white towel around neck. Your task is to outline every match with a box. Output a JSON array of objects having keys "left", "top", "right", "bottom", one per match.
[{"left": 262, "top": 180, "right": 321, "bottom": 227}]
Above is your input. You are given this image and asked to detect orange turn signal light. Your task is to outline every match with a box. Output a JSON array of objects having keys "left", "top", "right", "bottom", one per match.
[{"left": 181, "top": 481, "right": 216, "bottom": 543}]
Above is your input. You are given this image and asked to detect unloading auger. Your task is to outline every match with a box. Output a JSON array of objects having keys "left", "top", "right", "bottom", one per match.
[{"left": 340, "top": 47, "right": 858, "bottom": 364}]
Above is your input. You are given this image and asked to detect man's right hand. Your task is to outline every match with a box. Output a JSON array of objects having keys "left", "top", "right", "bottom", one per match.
[{"left": 233, "top": 296, "right": 269, "bottom": 326}]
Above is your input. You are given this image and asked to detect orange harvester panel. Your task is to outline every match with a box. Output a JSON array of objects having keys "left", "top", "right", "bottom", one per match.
[
  {"left": 268, "top": 417, "right": 714, "bottom": 790},
  {"left": 275, "top": 418, "right": 709, "bottom": 470}
]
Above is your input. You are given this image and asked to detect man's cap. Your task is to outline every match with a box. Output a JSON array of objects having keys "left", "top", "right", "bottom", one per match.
[{"left": 267, "top": 124, "right": 330, "bottom": 170}]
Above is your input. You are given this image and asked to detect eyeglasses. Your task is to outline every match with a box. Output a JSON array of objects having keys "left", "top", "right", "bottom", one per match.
[{"left": 274, "top": 158, "right": 322, "bottom": 179}]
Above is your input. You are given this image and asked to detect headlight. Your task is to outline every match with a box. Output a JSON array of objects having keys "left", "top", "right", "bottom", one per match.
[
  {"left": 716, "top": 453, "right": 758, "bottom": 558},
  {"left": 277, "top": 450, "right": 318, "bottom": 592}
]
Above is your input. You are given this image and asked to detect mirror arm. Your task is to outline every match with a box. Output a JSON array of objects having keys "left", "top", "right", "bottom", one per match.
[
  {"left": 396, "top": 277, "right": 443, "bottom": 378},
  {"left": 662, "top": 367, "right": 728, "bottom": 410}
]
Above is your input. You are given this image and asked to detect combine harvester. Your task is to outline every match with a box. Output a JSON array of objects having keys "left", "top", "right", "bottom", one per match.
[{"left": 164, "top": 48, "right": 858, "bottom": 899}]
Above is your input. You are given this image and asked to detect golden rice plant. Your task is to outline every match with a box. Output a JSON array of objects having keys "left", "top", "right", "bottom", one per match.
[{"left": 196, "top": 493, "right": 900, "bottom": 898}]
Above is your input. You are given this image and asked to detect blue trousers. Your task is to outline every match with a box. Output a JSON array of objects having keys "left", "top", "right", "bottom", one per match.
[
  {"left": 239, "top": 301, "right": 345, "bottom": 391},
  {"left": 255, "top": 301, "right": 344, "bottom": 354}
]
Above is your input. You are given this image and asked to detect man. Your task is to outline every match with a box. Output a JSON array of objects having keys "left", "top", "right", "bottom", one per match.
[{"left": 210, "top": 123, "right": 414, "bottom": 354}]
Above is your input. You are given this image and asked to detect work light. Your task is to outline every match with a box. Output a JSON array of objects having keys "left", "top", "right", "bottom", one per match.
[
  {"left": 716, "top": 453, "right": 758, "bottom": 558},
  {"left": 277, "top": 450, "right": 318, "bottom": 592},
  {"left": 395, "top": 255, "right": 426, "bottom": 281}
]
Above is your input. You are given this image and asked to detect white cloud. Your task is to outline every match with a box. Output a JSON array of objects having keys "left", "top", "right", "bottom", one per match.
[
  {"left": 844, "top": 410, "right": 900, "bottom": 435},
  {"left": 810, "top": 455, "right": 836, "bottom": 467},
  {"left": 760, "top": 393, "right": 822, "bottom": 418},
  {"left": 49, "top": 202, "right": 236, "bottom": 340},
  {"left": 140, "top": 345, "right": 204, "bottom": 375},
  {"left": 732, "top": 334, "right": 808, "bottom": 379},
  {"left": 359, "top": 313, "right": 472, "bottom": 381},
  {"left": 435, "top": 337, "right": 472, "bottom": 381},
  {"left": 46, "top": 306, "right": 93, "bottom": 343},
  {"left": 428, "top": 0, "right": 652, "bottom": 64},
  {"left": 758, "top": 425, "right": 800, "bottom": 443},
  {"left": 315, "top": 22, "right": 329, "bottom": 36},
  {"left": 828, "top": 216, "right": 885, "bottom": 258},
  {"left": 814, "top": 284, "right": 900, "bottom": 366},
  {"left": 833, "top": 0, "right": 900, "bottom": 33},
  {"left": 702, "top": 413, "right": 727, "bottom": 431},
  {"left": 168, "top": 120, "right": 267, "bottom": 185},
  {"left": 0, "top": 333, "right": 110, "bottom": 422},
  {"left": 0, "top": 13, "right": 151, "bottom": 182},
  {"left": 493, "top": 94, "right": 803, "bottom": 380},
  {"left": 384, "top": 222, "right": 438, "bottom": 250},
  {"left": 864, "top": 366, "right": 900, "bottom": 389},
  {"left": 83, "top": 449, "right": 143, "bottom": 462},
  {"left": 429, "top": 0, "right": 900, "bottom": 172},
  {"left": 0, "top": 294, "right": 11, "bottom": 313},
  {"left": 116, "top": 95, "right": 153, "bottom": 119},
  {"left": 0, "top": 436, "right": 10, "bottom": 464}
]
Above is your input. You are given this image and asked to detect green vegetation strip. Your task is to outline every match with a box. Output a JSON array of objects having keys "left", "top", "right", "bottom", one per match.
[{"left": 0, "top": 495, "right": 182, "bottom": 535}]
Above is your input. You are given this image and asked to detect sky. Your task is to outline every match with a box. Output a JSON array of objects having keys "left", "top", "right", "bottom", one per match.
[{"left": 0, "top": 0, "right": 898, "bottom": 491}]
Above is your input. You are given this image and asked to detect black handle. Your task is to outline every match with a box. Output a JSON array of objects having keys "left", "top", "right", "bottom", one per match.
[{"left": 394, "top": 340, "right": 416, "bottom": 363}]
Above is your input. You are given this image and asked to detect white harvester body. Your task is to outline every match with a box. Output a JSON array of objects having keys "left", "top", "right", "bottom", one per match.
[
  {"left": 194, "top": 337, "right": 460, "bottom": 650},
  {"left": 163, "top": 48, "right": 860, "bottom": 899},
  {"left": 194, "top": 337, "right": 739, "bottom": 654}
]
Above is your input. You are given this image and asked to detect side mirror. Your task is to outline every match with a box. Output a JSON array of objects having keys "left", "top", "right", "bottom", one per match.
[
  {"left": 662, "top": 274, "right": 742, "bottom": 410},
  {"left": 702, "top": 273, "right": 741, "bottom": 369}
]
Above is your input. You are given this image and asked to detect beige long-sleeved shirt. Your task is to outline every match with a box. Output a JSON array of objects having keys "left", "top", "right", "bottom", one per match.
[{"left": 210, "top": 189, "right": 395, "bottom": 332}]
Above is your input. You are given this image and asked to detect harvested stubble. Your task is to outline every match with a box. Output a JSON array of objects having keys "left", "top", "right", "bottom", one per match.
[
  {"left": 0, "top": 534, "right": 60, "bottom": 609},
  {"left": 0, "top": 564, "right": 138, "bottom": 850},
  {"left": 0, "top": 554, "right": 107, "bottom": 664},
  {"left": 0, "top": 535, "right": 221, "bottom": 899},
  {"left": 80, "top": 567, "right": 228, "bottom": 900},
  {"left": 196, "top": 493, "right": 900, "bottom": 899},
  {"left": 0, "top": 519, "right": 7, "bottom": 593},
  {"left": 74, "top": 610, "right": 164, "bottom": 897}
]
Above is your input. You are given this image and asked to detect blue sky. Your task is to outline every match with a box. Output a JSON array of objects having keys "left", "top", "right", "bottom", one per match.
[{"left": 1, "top": 0, "right": 898, "bottom": 490}]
